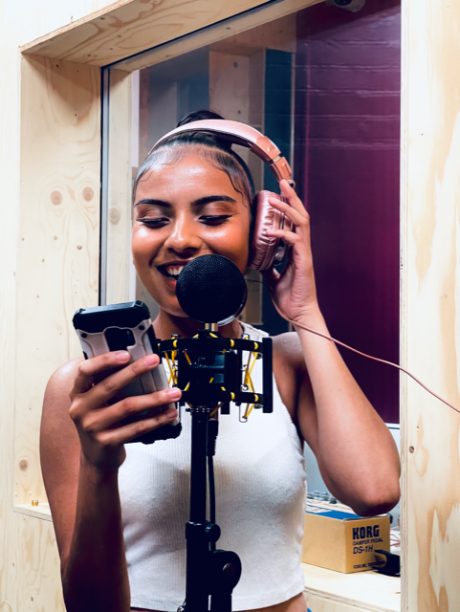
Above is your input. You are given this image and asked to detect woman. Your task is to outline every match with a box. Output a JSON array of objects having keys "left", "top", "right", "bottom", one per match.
[{"left": 40, "top": 111, "right": 400, "bottom": 612}]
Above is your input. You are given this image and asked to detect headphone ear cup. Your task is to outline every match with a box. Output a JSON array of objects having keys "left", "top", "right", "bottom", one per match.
[{"left": 248, "top": 191, "right": 288, "bottom": 271}]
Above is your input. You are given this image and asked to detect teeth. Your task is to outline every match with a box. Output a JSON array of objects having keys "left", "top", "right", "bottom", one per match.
[{"left": 165, "top": 266, "right": 185, "bottom": 277}]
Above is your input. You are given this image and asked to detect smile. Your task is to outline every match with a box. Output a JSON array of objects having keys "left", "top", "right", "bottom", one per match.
[{"left": 158, "top": 264, "right": 187, "bottom": 280}]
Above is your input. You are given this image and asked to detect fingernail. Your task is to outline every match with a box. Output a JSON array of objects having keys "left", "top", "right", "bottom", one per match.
[
  {"left": 164, "top": 407, "right": 178, "bottom": 419},
  {"left": 166, "top": 388, "right": 181, "bottom": 400},
  {"left": 145, "top": 354, "right": 158, "bottom": 366},
  {"left": 115, "top": 351, "right": 130, "bottom": 361}
]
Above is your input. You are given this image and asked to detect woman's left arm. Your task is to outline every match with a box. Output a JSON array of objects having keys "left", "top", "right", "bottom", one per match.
[{"left": 265, "top": 181, "right": 400, "bottom": 517}]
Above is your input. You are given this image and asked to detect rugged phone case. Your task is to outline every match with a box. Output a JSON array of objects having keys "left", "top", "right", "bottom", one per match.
[{"left": 73, "top": 301, "right": 181, "bottom": 444}]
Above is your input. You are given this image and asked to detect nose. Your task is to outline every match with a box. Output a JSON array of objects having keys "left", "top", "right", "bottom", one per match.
[{"left": 163, "top": 213, "right": 203, "bottom": 256}]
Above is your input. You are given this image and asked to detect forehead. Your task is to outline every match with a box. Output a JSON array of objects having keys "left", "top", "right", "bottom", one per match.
[{"left": 134, "top": 154, "right": 245, "bottom": 202}]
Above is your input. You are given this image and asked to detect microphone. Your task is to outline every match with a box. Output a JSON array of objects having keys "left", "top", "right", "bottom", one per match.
[
  {"left": 176, "top": 255, "right": 247, "bottom": 325},
  {"left": 171, "top": 255, "right": 261, "bottom": 612}
]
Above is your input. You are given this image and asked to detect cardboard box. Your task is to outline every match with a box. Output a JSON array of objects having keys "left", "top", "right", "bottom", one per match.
[{"left": 301, "top": 500, "right": 390, "bottom": 573}]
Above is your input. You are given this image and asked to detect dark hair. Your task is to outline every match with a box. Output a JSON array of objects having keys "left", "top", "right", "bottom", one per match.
[{"left": 132, "top": 110, "right": 256, "bottom": 214}]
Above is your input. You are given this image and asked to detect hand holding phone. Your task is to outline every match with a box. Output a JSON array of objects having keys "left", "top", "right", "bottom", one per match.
[{"left": 72, "top": 301, "right": 182, "bottom": 446}]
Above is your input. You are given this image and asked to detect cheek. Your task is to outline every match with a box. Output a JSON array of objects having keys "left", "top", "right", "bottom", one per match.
[
  {"left": 208, "top": 225, "right": 250, "bottom": 272},
  {"left": 131, "top": 226, "right": 160, "bottom": 264}
]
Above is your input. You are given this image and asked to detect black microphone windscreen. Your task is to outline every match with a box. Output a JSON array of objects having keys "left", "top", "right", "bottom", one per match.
[{"left": 176, "top": 255, "right": 247, "bottom": 324}]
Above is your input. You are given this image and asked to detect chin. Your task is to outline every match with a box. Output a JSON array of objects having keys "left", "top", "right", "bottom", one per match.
[{"left": 149, "top": 292, "right": 188, "bottom": 320}]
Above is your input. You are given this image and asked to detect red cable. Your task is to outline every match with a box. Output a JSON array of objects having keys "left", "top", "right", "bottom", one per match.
[{"left": 290, "top": 319, "right": 460, "bottom": 415}]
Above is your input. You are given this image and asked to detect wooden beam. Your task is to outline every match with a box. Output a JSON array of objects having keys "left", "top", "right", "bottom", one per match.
[
  {"left": 14, "top": 56, "right": 100, "bottom": 507},
  {"left": 401, "top": 0, "right": 460, "bottom": 610},
  {"left": 20, "top": 0, "right": 271, "bottom": 66},
  {"left": 115, "top": 0, "right": 321, "bottom": 72}
]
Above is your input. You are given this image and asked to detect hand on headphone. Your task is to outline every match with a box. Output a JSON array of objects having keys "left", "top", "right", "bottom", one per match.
[{"left": 262, "top": 180, "right": 320, "bottom": 326}]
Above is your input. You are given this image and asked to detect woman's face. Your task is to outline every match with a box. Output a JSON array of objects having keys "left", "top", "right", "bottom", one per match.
[{"left": 132, "top": 153, "right": 251, "bottom": 317}]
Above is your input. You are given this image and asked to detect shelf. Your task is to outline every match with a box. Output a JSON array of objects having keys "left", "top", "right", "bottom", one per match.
[
  {"left": 303, "top": 563, "right": 400, "bottom": 612},
  {"left": 14, "top": 502, "right": 52, "bottom": 521}
]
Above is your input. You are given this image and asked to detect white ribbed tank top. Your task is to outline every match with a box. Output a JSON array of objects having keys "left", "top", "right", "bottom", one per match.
[{"left": 118, "top": 324, "right": 306, "bottom": 611}]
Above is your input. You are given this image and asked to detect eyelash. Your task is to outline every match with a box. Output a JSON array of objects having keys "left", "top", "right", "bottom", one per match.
[{"left": 137, "top": 215, "right": 233, "bottom": 227}]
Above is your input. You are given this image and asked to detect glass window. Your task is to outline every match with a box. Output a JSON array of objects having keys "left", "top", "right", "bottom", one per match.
[{"left": 104, "top": 0, "right": 401, "bottom": 423}]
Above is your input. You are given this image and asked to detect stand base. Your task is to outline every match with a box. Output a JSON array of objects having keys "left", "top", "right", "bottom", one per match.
[{"left": 178, "top": 546, "right": 242, "bottom": 612}]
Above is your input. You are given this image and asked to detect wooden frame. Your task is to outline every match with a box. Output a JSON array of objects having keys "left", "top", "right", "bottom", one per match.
[
  {"left": 4, "top": 0, "right": 460, "bottom": 609},
  {"left": 400, "top": 1, "right": 460, "bottom": 610}
]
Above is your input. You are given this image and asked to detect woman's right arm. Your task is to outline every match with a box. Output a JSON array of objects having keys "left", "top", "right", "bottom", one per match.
[{"left": 40, "top": 350, "right": 181, "bottom": 612}]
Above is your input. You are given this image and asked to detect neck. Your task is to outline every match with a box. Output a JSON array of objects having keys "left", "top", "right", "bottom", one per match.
[{"left": 153, "top": 309, "right": 244, "bottom": 340}]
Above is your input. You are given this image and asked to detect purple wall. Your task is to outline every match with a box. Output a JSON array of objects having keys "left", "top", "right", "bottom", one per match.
[{"left": 294, "top": 0, "right": 401, "bottom": 423}]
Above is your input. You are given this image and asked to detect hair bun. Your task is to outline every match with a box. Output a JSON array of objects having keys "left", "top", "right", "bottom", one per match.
[
  {"left": 177, "top": 109, "right": 224, "bottom": 127},
  {"left": 176, "top": 109, "right": 233, "bottom": 152}
]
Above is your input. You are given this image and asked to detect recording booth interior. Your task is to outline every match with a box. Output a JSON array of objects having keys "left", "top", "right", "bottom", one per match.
[{"left": 1, "top": 0, "right": 459, "bottom": 611}]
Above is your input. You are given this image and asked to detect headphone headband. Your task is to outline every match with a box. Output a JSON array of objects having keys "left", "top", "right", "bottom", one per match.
[{"left": 151, "top": 119, "right": 292, "bottom": 183}]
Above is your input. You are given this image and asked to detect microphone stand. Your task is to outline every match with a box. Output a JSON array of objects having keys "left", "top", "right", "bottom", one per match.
[
  {"left": 161, "top": 325, "right": 272, "bottom": 612},
  {"left": 181, "top": 404, "right": 241, "bottom": 612}
]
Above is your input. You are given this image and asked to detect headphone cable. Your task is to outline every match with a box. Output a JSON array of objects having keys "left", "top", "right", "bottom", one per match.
[{"left": 288, "top": 318, "right": 460, "bottom": 415}]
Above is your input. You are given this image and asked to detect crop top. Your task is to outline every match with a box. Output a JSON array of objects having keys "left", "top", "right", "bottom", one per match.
[{"left": 118, "top": 323, "right": 307, "bottom": 611}]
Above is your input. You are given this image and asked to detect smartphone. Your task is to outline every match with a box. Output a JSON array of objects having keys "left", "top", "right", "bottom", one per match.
[{"left": 72, "top": 301, "right": 181, "bottom": 444}]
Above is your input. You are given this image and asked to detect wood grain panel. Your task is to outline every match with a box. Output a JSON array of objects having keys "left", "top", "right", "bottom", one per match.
[
  {"left": 0, "top": 3, "right": 22, "bottom": 607},
  {"left": 21, "top": 0, "right": 270, "bottom": 66},
  {"left": 303, "top": 564, "right": 400, "bottom": 612},
  {"left": 12, "top": 515, "right": 65, "bottom": 611},
  {"left": 111, "top": 0, "right": 321, "bottom": 72},
  {"left": 14, "top": 55, "right": 100, "bottom": 508},
  {"left": 306, "top": 593, "right": 391, "bottom": 612},
  {"left": 210, "top": 13, "right": 297, "bottom": 55},
  {"left": 401, "top": 0, "right": 460, "bottom": 610}
]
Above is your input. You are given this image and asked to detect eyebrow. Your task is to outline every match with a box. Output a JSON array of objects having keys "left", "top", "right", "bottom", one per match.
[{"left": 134, "top": 195, "right": 238, "bottom": 208}]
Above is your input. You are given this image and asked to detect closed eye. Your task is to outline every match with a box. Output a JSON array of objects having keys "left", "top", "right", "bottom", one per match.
[
  {"left": 137, "top": 217, "right": 169, "bottom": 227},
  {"left": 200, "top": 215, "right": 233, "bottom": 225}
]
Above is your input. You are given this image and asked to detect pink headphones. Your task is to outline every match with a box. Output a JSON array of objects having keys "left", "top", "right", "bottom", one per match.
[{"left": 154, "top": 119, "right": 294, "bottom": 272}]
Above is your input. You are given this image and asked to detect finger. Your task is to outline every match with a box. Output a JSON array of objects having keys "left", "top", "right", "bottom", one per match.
[
  {"left": 260, "top": 266, "right": 281, "bottom": 284},
  {"left": 83, "top": 387, "right": 181, "bottom": 433},
  {"left": 96, "top": 406, "right": 179, "bottom": 446},
  {"left": 72, "top": 351, "right": 131, "bottom": 395},
  {"left": 265, "top": 228, "right": 303, "bottom": 245},
  {"left": 77, "top": 354, "right": 162, "bottom": 412},
  {"left": 268, "top": 197, "right": 308, "bottom": 228},
  {"left": 279, "top": 179, "right": 306, "bottom": 214}
]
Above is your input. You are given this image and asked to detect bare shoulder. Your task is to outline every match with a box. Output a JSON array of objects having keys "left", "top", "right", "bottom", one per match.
[{"left": 44, "top": 357, "right": 83, "bottom": 401}]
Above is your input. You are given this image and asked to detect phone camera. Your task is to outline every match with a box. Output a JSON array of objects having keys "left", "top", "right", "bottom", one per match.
[{"left": 105, "top": 327, "right": 136, "bottom": 351}]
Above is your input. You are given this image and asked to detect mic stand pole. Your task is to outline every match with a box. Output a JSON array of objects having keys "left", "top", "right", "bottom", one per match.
[
  {"left": 168, "top": 323, "right": 272, "bottom": 612},
  {"left": 183, "top": 404, "right": 211, "bottom": 611},
  {"left": 180, "top": 403, "right": 241, "bottom": 612}
]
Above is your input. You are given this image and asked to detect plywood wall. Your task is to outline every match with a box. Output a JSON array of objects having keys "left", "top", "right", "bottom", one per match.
[
  {"left": 1, "top": 14, "right": 103, "bottom": 609},
  {"left": 1, "top": 2, "right": 118, "bottom": 607},
  {"left": 401, "top": 0, "right": 460, "bottom": 610},
  {"left": 14, "top": 56, "right": 101, "bottom": 507}
]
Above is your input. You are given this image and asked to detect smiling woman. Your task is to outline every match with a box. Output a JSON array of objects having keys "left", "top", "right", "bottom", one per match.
[
  {"left": 132, "top": 155, "right": 250, "bottom": 322},
  {"left": 40, "top": 108, "right": 400, "bottom": 612},
  {"left": 131, "top": 112, "right": 252, "bottom": 328}
]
